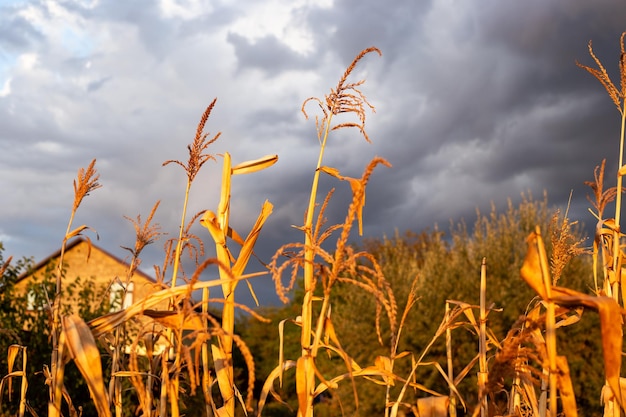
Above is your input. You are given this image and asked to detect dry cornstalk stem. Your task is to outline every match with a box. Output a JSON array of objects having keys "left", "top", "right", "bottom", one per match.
[
  {"left": 49, "top": 159, "right": 100, "bottom": 417},
  {"left": 293, "top": 46, "right": 380, "bottom": 417},
  {"left": 478, "top": 258, "right": 488, "bottom": 417}
]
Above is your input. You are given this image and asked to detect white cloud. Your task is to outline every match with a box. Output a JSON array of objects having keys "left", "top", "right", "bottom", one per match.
[
  {"left": 0, "top": 78, "right": 11, "bottom": 97},
  {"left": 158, "top": 0, "right": 213, "bottom": 20}
]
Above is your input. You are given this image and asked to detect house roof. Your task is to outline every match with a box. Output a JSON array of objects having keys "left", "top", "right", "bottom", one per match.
[{"left": 17, "top": 237, "right": 156, "bottom": 283}]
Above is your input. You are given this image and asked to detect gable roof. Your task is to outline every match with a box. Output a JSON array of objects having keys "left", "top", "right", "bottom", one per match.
[{"left": 17, "top": 237, "right": 156, "bottom": 283}]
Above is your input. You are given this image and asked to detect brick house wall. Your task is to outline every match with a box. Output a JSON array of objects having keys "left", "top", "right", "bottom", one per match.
[{"left": 15, "top": 237, "right": 163, "bottom": 313}]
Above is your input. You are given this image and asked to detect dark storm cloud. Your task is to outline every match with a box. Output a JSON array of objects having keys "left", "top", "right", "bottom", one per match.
[{"left": 339, "top": 0, "right": 626, "bottom": 238}]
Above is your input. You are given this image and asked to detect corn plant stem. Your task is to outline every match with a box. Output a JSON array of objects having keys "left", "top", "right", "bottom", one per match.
[
  {"left": 18, "top": 347, "right": 27, "bottom": 417},
  {"left": 446, "top": 303, "right": 457, "bottom": 417},
  {"left": 49, "top": 209, "right": 77, "bottom": 417},
  {"left": 145, "top": 371, "right": 154, "bottom": 417},
  {"left": 479, "top": 258, "right": 488, "bottom": 417},
  {"left": 170, "top": 348, "right": 181, "bottom": 417},
  {"left": 157, "top": 179, "right": 191, "bottom": 417},
  {"left": 302, "top": 114, "right": 333, "bottom": 350},
  {"left": 213, "top": 157, "right": 236, "bottom": 414},
  {"left": 614, "top": 104, "right": 626, "bottom": 306},
  {"left": 110, "top": 329, "right": 122, "bottom": 417},
  {"left": 110, "top": 257, "right": 137, "bottom": 417},
  {"left": 202, "top": 287, "right": 212, "bottom": 417},
  {"left": 159, "top": 354, "right": 168, "bottom": 417},
  {"left": 216, "top": 241, "right": 236, "bottom": 414},
  {"left": 535, "top": 228, "right": 557, "bottom": 417},
  {"left": 300, "top": 109, "right": 335, "bottom": 417},
  {"left": 171, "top": 179, "right": 192, "bottom": 289}
]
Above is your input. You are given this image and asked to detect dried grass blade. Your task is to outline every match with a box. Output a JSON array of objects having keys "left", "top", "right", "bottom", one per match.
[{"left": 62, "top": 315, "right": 111, "bottom": 417}]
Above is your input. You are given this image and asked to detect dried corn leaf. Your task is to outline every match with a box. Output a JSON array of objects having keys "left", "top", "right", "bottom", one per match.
[
  {"left": 89, "top": 272, "right": 265, "bottom": 336},
  {"left": 318, "top": 166, "right": 341, "bottom": 178},
  {"left": 323, "top": 316, "right": 342, "bottom": 349},
  {"left": 200, "top": 210, "right": 230, "bottom": 260},
  {"left": 601, "top": 378, "right": 626, "bottom": 410},
  {"left": 62, "top": 315, "right": 110, "bottom": 417},
  {"left": 555, "top": 307, "right": 583, "bottom": 328},
  {"left": 217, "top": 152, "right": 232, "bottom": 230},
  {"left": 211, "top": 344, "right": 234, "bottom": 407},
  {"left": 416, "top": 396, "right": 449, "bottom": 417},
  {"left": 256, "top": 360, "right": 296, "bottom": 417},
  {"left": 556, "top": 356, "right": 577, "bottom": 417},
  {"left": 6, "top": 345, "right": 21, "bottom": 400},
  {"left": 375, "top": 356, "right": 394, "bottom": 386},
  {"left": 521, "top": 231, "right": 549, "bottom": 299},
  {"left": 546, "top": 289, "right": 624, "bottom": 409},
  {"left": 142, "top": 309, "right": 205, "bottom": 331},
  {"left": 318, "top": 166, "right": 366, "bottom": 235},
  {"left": 521, "top": 232, "right": 625, "bottom": 412},
  {"left": 296, "top": 356, "right": 312, "bottom": 416},
  {"left": 66, "top": 225, "right": 93, "bottom": 240},
  {"left": 232, "top": 200, "right": 273, "bottom": 277},
  {"left": 232, "top": 154, "right": 278, "bottom": 175}
]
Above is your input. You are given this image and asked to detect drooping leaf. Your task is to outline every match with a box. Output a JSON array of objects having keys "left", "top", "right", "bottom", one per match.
[
  {"left": 521, "top": 232, "right": 626, "bottom": 412},
  {"left": 520, "top": 231, "right": 549, "bottom": 299},
  {"left": 256, "top": 361, "right": 296, "bottom": 417},
  {"left": 62, "top": 315, "right": 110, "bottom": 417}
]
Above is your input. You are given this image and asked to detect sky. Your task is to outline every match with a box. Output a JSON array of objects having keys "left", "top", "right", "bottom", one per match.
[{"left": 2, "top": 0, "right": 626, "bottom": 306}]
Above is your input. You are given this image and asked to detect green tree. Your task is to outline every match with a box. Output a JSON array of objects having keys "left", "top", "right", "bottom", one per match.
[{"left": 0, "top": 246, "right": 118, "bottom": 416}]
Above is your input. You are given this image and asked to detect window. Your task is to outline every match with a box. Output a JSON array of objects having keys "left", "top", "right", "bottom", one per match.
[
  {"left": 110, "top": 281, "right": 134, "bottom": 311},
  {"left": 27, "top": 289, "right": 37, "bottom": 311}
]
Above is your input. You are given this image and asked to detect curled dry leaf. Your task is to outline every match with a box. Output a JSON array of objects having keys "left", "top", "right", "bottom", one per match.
[
  {"left": 62, "top": 315, "right": 111, "bottom": 417},
  {"left": 521, "top": 230, "right": 625, "bottom": 412}
]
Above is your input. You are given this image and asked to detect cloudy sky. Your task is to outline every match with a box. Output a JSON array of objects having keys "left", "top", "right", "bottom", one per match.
[{"left": 2, "top": 0, "right": 626, "bottom": 305}]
